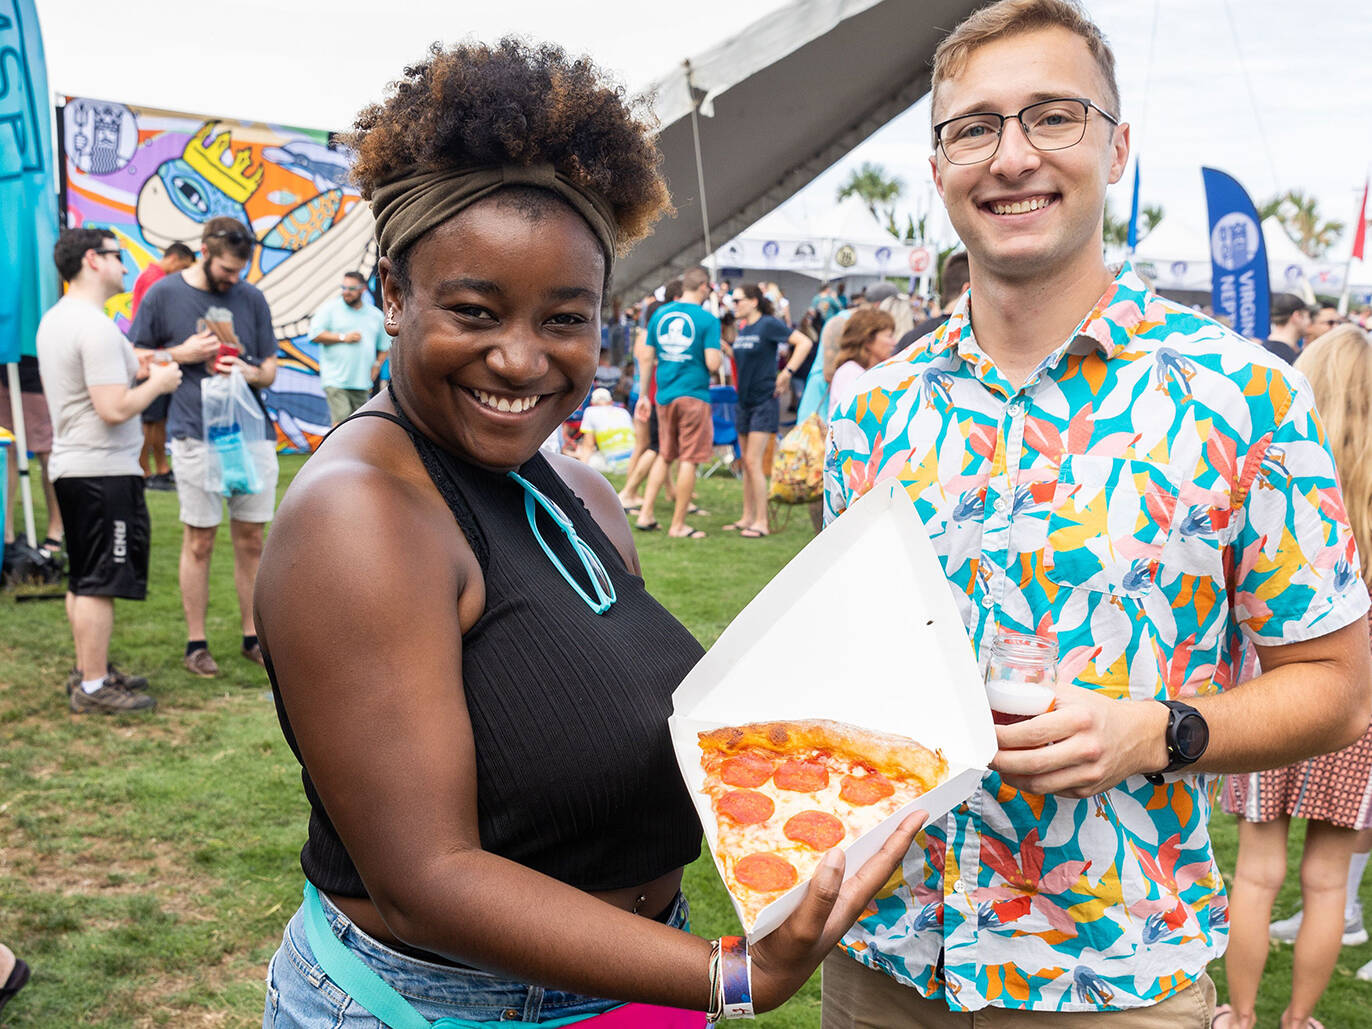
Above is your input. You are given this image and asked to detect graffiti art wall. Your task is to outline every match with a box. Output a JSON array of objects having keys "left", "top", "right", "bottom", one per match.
[{"left": 59, "top": 96, "right": 378, "bottom": 452}]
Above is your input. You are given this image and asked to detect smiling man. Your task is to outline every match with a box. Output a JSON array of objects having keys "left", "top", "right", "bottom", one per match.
[{"left": 822, "top": 1, "right": 1370, "bottom": 1025}]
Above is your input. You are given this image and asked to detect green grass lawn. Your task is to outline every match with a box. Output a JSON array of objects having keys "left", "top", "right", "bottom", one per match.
[{"left": 2, "top": 456, "right": 1371, "bottom": 1025}]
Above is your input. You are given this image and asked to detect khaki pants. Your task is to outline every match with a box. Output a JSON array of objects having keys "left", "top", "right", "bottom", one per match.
[
  {"left": 821, "top": 950, "right": 1215, "bottom": 1028},
  {"left": 325, "top": 386, "right": 370, "bottom": 425}
]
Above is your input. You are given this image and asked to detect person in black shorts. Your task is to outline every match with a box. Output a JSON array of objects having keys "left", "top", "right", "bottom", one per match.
[
  {"left": 35, "top": 227, "right": 182, "bottom": 712},
  {"left": 723, "top": 283, "right": 812, "bottom": 537}
]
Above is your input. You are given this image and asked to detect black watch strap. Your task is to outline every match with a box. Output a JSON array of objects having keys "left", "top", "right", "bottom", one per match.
[{"left": 1145, "top": 700, "right": 1209, "bottom": 785}]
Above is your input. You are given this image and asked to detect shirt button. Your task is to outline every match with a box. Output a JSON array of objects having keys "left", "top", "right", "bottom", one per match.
[
  {"left": 982, "top": 593, "right": 994, "bottom": 608},
  {"left": 952, "top": 880, "right": 966, "bottom": 894},
  {"left": 993, "top": 495, "right": 1009, "bottom": 514}
]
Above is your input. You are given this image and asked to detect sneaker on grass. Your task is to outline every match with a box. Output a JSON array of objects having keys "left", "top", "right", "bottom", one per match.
[
  {"left": 67, "top": 664, "right": 149, "bottom": 693},
  {"left": 1269, "top": 902, "right": 1366, "bottom": 946},
  {"left": 69, "top": 678, "right": 156, "bottom": 714},
  {"left": 183, "top": 648, "right": 219, "bottom": 678}
]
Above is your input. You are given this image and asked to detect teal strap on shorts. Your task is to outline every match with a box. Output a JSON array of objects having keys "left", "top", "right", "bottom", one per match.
[{"left": 301, "top": 883, "right": 612, "bottom": 1028}]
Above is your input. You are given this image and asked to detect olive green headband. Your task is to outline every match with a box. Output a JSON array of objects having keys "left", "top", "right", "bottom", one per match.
[{"left": 370, "top": 163, "right": 619, "bottom": 270}]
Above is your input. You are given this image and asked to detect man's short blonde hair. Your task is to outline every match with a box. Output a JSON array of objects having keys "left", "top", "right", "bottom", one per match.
[{"left": 931, "top": 0, "right": 1120, "bottom": 131}]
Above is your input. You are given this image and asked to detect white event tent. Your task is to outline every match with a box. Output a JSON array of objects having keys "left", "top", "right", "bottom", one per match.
[
  {"left": 615, "top": 0, "right": 983, "bottom": 299},
  {"left": 1129, "top": 216, "right": 1320, "bottom": 298},
  {"left": 710, "top": 194, "right": 913, "bottom": 282}
]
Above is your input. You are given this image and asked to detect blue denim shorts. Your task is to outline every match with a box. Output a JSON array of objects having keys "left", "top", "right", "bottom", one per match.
[
  {"left": 736, "top": 396, "right": 779, "bottom": 436},
  {"left": 263, "top": 888, "right": 691, "bottom": 1027}
]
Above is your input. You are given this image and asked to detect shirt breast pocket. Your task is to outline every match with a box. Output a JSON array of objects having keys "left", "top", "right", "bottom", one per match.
[{"left": 1045, "top": 455, "right": 1179, "bottom": 597}]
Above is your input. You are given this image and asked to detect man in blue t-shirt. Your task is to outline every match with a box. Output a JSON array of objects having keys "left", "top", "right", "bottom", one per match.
[
  {"left": 309, "top": 271, "right": 390, "bottom": 424},
  {"left": 634, "top": 266, "right": 721, "bottom": 539}
]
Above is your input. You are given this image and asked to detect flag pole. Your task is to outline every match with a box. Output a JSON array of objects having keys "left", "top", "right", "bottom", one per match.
[
  {"left": 4, "top": 364, "right": 38, "bottom": 548},
  {"left": 1339, "top": 177, "right": 1368, "bottom": 317}
]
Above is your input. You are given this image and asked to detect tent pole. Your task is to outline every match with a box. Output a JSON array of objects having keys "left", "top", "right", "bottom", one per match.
[
  {"left": 685, "top": 61, "right": 717, "bottom": 285},
  {"left": 5, "top": 362, "right": 38, "bottom": 549}
]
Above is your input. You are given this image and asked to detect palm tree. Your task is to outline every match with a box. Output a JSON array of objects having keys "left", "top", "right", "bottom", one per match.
[
  {"left": 837, "top": 162, "right": 904, "bottom": 225},
  {"left": 1102, "top": 201, "right": 1163, "bottom": 248},
  {"left": 1262, "top": 190, "right": 1344, "bottom": 259}
]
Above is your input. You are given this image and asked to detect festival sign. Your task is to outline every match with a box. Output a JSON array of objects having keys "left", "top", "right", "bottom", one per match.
[
  {"left": 1201, "top": 167, "right": 1270, "bottom": 340},
  {"left": 0, "top": 0, "right": 60, "bottom": 366},
  {"left": 59, "top": 96, "right": 378, "bottom": 452}
]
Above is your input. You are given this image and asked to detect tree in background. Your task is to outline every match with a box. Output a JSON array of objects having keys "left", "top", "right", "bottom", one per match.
[
  {"left": 1102, "top": 200, "right": 1164, "bottom": 248},
  {"left": 1261, "top": 190, "right": 1344, "bottom": 259},
  {"left": 838, "top": 162, "right": 904, "bottom": 227}
]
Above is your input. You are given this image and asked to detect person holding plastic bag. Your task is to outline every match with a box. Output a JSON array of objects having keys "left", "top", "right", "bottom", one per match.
[
  {"left": 253, "top": 39, "right": 925, "bottom": 1029},
  {"left": 128, "top": 217, "right": 278, "bottom": 678}
]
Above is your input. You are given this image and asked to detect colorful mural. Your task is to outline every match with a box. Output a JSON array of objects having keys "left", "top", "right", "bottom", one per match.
[{"left": 59, "top": 96, "right": 378, "bottom": 452}]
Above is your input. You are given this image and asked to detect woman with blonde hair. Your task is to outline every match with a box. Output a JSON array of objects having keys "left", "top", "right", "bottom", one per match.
[{"left": 1219, "top": 323, "right": 1372, "bottom": 1029}]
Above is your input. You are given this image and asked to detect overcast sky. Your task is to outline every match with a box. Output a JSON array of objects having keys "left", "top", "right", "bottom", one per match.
[{"left": 33, "top": 0, "right": 1372, "bottom": 256}]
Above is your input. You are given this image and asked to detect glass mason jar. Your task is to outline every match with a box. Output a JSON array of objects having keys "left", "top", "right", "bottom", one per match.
[{"left": 984, "top": 630, "right": 1058, "bottom": 725}]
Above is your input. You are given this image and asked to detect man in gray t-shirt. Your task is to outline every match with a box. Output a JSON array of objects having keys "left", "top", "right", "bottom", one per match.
[
  {"left": 126, "top": 216, "right": 280, "bottom": 679},
  {"left": 37, "top": 228, "right": 182, "bottom": 713}
]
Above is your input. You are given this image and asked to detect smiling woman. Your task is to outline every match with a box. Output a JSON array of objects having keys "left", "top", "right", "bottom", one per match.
[{"left": 251, "top": 37, "right": 923, "bottom": 1029}]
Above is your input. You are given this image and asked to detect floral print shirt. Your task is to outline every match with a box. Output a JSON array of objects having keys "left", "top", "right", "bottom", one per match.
[{"left": 824, "top": 264, "right": 1368, "bottom": 1012}]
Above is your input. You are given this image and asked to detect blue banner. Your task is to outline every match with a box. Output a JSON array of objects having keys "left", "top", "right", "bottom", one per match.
[
  {"left": 1202, "top": 167, "right": 1270, "bottom": 340},
  {"left": 0, "top": 0, "right": 59, "bottom": 365},
  {"left": 1126, "top": 159, "right": 1141, "bottom": 251}
]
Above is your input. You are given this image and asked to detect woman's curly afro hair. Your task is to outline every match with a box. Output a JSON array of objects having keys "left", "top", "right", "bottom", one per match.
[{"left": 345, "top": 38, "right": 673, "bottom": 256}]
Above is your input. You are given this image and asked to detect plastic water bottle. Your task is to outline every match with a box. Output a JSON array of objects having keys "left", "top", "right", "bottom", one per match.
[
  {"left": 985, "top": 631, "right": 1057, "bottom": 725},
  {"left": 210, "top": 424, "right": 258, "bottom": 496}
]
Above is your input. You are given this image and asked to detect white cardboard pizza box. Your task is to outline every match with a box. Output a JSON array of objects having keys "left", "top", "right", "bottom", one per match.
[{"left": 669, "top": 481, "right": 995, "bottom": 942}]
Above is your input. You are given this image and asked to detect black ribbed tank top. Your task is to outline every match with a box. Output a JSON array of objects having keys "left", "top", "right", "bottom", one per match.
[{"left": 269, "top": 403, "right": 704, "bottom": 896}]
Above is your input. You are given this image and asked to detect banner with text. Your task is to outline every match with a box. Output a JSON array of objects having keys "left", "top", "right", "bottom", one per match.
[
  {"left": 0, "top": 0, "right": 60, "bottom": 365},
  {"left": 1202, "top": 167, "right": 1270, "bottom": 340}
]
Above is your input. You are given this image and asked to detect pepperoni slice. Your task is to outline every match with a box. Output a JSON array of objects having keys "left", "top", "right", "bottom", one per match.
[
  {"left": 774, "top": 759, "right": 829, "bottom": 792},
  {"left": 717, "top": 789, "right": 774, "bottom": 825},
  {"left": 840, "top": 772, "right": 896, "bottom": 806},
  {"left": 784, "top": 810, "right": 845, "bottom": 850},
  {"left": 721, "top": 752, "right": 776, "bottom": 788},
  {"left": 734, "top": 852, "right": 799, "bottom": 893}
]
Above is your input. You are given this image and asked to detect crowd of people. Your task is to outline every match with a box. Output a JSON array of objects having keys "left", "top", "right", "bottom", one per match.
[{"left": 6, "top": 0, "right": 1372, "bottom": 1025}]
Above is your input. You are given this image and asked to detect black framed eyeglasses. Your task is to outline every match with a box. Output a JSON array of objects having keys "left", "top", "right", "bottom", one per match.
[
  {"left": 934, "top": 97, "right": 1119, "bottom": 165},
  {"left": 93, "top": 248, "right": 123, "bottom": 259}
]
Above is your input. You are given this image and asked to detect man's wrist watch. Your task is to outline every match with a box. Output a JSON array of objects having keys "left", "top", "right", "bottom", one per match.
[{"left": 1145, "top": 699, "right": 1209, "bottom": 784}]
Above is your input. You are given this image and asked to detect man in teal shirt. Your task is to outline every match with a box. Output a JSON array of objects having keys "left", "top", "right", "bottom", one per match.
[
  {"left": 634, "top": 266, "right": 721, "bottom": 539},
  {"left": 308, "top": 272, "right": 390, "bottom": 424}
]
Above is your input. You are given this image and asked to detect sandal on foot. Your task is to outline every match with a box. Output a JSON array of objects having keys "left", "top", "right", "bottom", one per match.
[
  {"left": 669, "top": 528, "right": 707, "bottom": 540},
  {"left": 1211, "top": 1004, "right": 1242, "bottom": 1029},
  {"left": 635, "top": 521, "right": 660, "bottom": 532},
  {"left": 41, "top": 536, "right": 62, "bottom": 554},
  {"left": 721, "top": 522, "right": 745, "bottom": 531},
  {"left": 686, "top": 504, "right": 710, "bottom": 516},
  {"left": 739, "top": 528, "right": 769, "bottom": 539},
  {"left": 620, "top": 503, "right": 641, "bottom": 514}
]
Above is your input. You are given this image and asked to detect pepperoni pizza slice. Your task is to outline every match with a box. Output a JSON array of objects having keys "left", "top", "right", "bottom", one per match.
[{"left": 698, "top": 718, "right": 947, "bottom": 929}]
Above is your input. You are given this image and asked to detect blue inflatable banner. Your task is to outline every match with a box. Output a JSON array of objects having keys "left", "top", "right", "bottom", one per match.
[
  {"left": 1202, "top": 167, "right": 1270, "bottom": 340},
  {"left": 0, "top": 0, "right": 59, "bottom": 365}
]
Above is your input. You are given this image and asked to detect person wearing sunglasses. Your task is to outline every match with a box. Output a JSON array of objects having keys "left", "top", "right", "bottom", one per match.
[
  {"left": 251, "top": 38, "right": 923, "bottom": 1029},
  {"left": 34, "top": 228, "right": 182, "bottom": 712},
  {"left": 823, "top": 1, "right": 1370, "bottom": 1025},
  {"left": 128, "top": 215, "right": 279, "bottom": 678}
]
